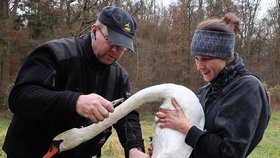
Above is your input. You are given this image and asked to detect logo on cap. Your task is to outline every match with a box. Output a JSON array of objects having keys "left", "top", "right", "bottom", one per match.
[{"left": 124, "top": 23, "right": 131, "bottom": 32}]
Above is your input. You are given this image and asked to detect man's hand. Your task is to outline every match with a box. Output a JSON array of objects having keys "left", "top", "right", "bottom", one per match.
[
  {"left": 129, "top": 148, "right": 150, "bottom": 158},
  {"left": 76, "top": 94, "right": 114, "bottom": 123},
  {"left": 147, "top": 145, "right": 153, "bottom": 157}
]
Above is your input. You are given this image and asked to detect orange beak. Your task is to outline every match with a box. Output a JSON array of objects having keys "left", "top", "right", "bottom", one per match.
[{"left": 43, "top": 144, "right": 59, "bottom": 158}]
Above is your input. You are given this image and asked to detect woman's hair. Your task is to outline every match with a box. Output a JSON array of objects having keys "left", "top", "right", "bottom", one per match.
[{"left": 196, "top": 13, "right": 240, "bottom": 35}]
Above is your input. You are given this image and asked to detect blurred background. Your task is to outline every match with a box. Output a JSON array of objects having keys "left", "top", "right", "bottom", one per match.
[{"left": 0, "top": 0, "right": 279, "bottom": 114}]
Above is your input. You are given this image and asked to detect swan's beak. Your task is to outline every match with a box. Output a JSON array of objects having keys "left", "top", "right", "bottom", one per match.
[{"left": 43, "top": 140, "right": 62, "bottom": 158}]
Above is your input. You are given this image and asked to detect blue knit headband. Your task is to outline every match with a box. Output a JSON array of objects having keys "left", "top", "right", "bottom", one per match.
[{"left": 191, "top": 30, "right": 235, "bottom": 59}]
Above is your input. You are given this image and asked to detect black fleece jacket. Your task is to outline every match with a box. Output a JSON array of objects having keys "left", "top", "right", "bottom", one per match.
[
  {"left": 186, "top": 71, "right": 271, "bottom": 158},
  {"left": 3, "top": 34, "right": 144, "bottom": 158}
]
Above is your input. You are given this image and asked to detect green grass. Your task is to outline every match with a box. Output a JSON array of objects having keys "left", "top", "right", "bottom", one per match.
[
  {"left": 248, "top": 110, "right": 280, "bottom": 158},
  {"left": 0, "top": 119, "right": 10, "bottom": 158},
  {"left": 1, "top": 111, "right": 279, "bottom": 158}
]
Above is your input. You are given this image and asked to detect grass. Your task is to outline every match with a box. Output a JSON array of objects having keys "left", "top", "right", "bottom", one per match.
[
  {"left": 248, "top": 110, "right": 280, "bottom": 158},
  {"left": 101, "top": 113, "right": 155, "bottom": 158},
  {"left": 1, "top": 111, "right": 279, "bottom": 158},
  {"left": 0, "top": 119, "right": 10, "bottom": 158}
]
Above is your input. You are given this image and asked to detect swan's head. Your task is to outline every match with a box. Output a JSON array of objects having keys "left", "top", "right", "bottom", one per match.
[
  {"left": 43, "top": 140, "right": 62, "bottom": 158},
  {"left": 43, "top": 128, "right": 85, "bottom": 158}
]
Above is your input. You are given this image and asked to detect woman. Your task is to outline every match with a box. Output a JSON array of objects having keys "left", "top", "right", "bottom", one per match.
[{"left": 154, "top": 13, "right": 271, "bottom": 158}]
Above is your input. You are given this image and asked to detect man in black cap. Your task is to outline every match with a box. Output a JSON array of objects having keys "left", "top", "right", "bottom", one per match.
[{"left": 3, "top": 6, "right": 149, "bottom": 158}]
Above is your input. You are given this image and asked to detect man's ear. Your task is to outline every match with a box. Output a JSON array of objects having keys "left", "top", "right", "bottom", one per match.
[
  {"left": 92, "top": 24, "right": 98, "bottom": 32},
  {"left": 92, "top": 24, "right": 97, "bottom": 40}
]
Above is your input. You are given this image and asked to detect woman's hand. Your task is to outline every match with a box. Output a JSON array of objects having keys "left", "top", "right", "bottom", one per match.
[{"left": 156, "top": 98, "right": 192, "bottom": 135}]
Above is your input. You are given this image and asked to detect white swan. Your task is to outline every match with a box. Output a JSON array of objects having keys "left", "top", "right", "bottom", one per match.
[{"left": 43, "top": 83, "right": 205, "bottom": 158}]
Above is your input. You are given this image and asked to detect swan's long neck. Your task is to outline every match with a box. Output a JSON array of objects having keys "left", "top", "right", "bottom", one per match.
[{"left": 55, "top": 84, "right": 168, "bottom": 152}]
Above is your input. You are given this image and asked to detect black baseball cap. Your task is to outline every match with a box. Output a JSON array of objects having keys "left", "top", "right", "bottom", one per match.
[{"left": 98, "top": 6, "right": 137, "bottom": 52}]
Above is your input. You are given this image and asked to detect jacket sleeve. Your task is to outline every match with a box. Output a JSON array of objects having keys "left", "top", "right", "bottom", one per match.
[
  {"left": 8, "top": 49, "right": 81, "bottom": 126},
  {"left": 112, "top": 73, "right": 145, "bottom": 157},
  {"left": 185, "top": 76, "right": 270, "bottom": 158}
]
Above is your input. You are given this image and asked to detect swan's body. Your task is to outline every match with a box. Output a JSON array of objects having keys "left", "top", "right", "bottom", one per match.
[{"left": 44, "top": 83, "right": 205, "bottom": 158}]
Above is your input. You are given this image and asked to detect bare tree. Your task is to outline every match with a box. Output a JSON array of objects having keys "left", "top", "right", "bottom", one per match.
[
  {"left": 1, "top": 0, "right": 280, "bottom": 111},
  {"left": 0, "top": 0, "right": 21, "bottom": 109}
]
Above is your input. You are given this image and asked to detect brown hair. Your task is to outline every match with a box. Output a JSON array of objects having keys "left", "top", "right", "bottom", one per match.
[{"left": 196, "top": 13, "right": 240, "bottom": 35}]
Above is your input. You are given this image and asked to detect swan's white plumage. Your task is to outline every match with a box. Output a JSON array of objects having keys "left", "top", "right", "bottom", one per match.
[
  {"left": 151, "top": 84, "right": 204, "bottom": 158},
  {"left": 52, "top": 83, "right": 205, "bottom": 158}
]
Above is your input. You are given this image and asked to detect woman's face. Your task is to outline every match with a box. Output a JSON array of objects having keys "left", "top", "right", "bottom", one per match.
[{"left": 194, "top": 56, "right": 228, "bottom": 82}]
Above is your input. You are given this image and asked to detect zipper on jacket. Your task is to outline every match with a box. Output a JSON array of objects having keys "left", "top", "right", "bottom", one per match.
[
  {"left": 43, "top": 70, "right": 56, "bottom": 88},
  {"left": 65, "top": 75, "right": 72, "bottom": 89}
]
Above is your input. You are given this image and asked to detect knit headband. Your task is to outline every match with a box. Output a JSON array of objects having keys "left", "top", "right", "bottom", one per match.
[{"left": 191, "top": 30, "right": 235, "bottom": 59}]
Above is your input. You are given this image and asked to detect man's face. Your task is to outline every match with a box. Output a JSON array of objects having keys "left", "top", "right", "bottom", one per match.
[
  {"left": 194, "top": 56, "right": 227, "bottom": 82},
  {"left": 91, "top": 24, "right": 126, "bottom": 65}
]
